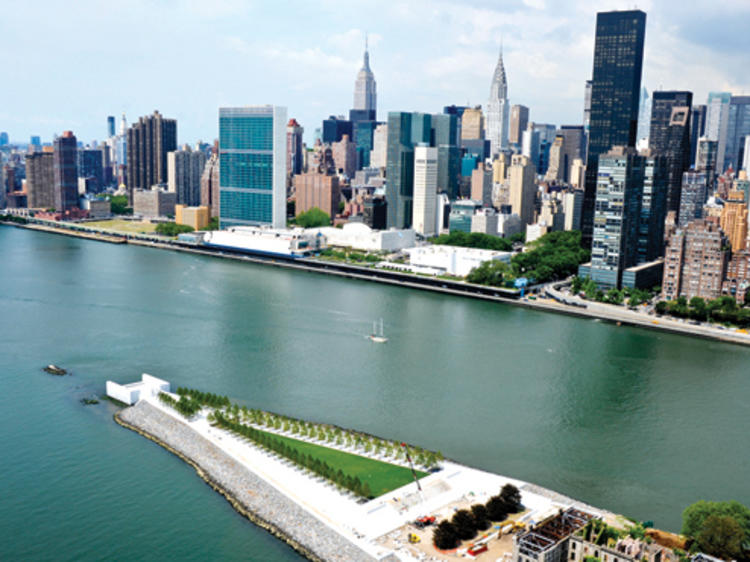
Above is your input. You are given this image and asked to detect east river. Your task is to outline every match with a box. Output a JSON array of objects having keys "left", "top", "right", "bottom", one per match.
[{"left": 1, "top": 225, "right": 748, "bottom": 561}]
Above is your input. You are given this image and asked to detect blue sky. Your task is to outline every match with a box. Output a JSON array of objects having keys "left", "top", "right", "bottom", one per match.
[{"left": 1, "top": 0, "right": 748, "bottom": 146}]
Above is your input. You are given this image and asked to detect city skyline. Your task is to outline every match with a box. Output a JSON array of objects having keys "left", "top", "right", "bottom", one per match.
[{"left": 1, "top": 0, "right": 749, "bottom": 145}]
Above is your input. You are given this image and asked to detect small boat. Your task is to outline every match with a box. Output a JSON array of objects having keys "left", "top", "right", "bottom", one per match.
[
  {"left": 369, "top": 318, "right": 388, "bottom": 343},
  {"left": 43, "top": 364, "right": 67, "bottom": 376}
]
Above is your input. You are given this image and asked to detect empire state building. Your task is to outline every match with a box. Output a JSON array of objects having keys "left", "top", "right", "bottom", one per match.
[
  {"left": 353, "top": 39, "right": 377, "bottom": 116},
  {"left": 485, "top": 47, "right": 509, "bottom": 156}
]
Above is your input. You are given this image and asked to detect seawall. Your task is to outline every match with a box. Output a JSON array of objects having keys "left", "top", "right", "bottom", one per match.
[{"left": 115, "top": 401, "right": 386, "bottom": 562}]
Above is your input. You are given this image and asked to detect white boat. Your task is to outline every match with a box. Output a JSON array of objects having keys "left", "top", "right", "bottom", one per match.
[{"left": 370, "top": 318, "right": 388, "bottom": 343}]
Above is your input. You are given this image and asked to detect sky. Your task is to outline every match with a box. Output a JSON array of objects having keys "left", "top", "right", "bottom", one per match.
[{"left": 1, "top": 0, "right": 749, "bottom": 146}]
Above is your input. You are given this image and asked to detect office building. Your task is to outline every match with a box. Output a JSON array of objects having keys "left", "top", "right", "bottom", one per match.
[
  {"left": 126, "top": 110, "right": 177, "bottom": 202},
  {"left": 175, "top": 204, "right": 210, "bottom": 230},
  {"left": 168, "top": 148, "right": 207, "bottom": 206},
  {"left": 557, "top": 126, "right": 585, "bottom": 183},
  {"left": 219, "top": 105, "right": 287, "bottom": 229},
  {"left": 353, "top": 38, "right": 376, "bottom": 117},
  {"left": 649, "top": 91, "right": 692, "bottom": 214},
  {"left": 461, "top": 107, "right": 484, "bottom": 140},
  {"left": 133, "top": 188, "right": 176, "bottom": 218},
  {"left": 331, "top": 134, "right": 357, "bottom": 178},
  {"left": 294, "top": 170, "right": 340, "bottom": 220},
  {"left": 720, "top": 190, "right": 748, "bottom": 251},
  {"left": 470, "top": 163, "right": 492, "bottom": 207},
  {"left": 582, "top": 10, "right": 646, "bottom": 247},
  {"left": 725, "top": 96, "right": 750, "bottom": 172},
  {"left": 563, "top": 189, "right": 584, "bottom": 231},
  {"left": 363, "top": 196, "right": 387, "bottom": 230},
  {"left": 352, "top": 119, "right": 377, "bottom": 169},
  {"left": 509, "top": 154, "right": 537, "bottom": 228},
  {"left": 662, "top": 219, "right": 728, "bottom": 301},
  {"left": 509, "top": 105, "right": 529, "bottom": 146},
  {"left": 385, "top": 112, "right": 416, "bottom": 228},
  {"left": 678, "top": 171, "right": 708, "bottom": 226},
  {"left": 705, "top": 92, "right": 731, "bottom": 172},
  {"left": 322, "top": 116, "right": 352, "bottom": 144},
  {"left": 638, "top": 152, "right": 668, "bottom": 263},
  {"left": 107, "top": 116, "right": 116, "bottom": 138},
  {"left": 433, "top": 113, "right": 460, "bottom": 199},
  {"left": 448, "top": 200, "right": 481, "bottom": 233},
  {"left": 370, "top": 124, "right": 388, "bottom": 168},
  {"left": 590, "top": 147, "right": 645, "bottom": 288},
  {"left": 471, "top": 208, "right": 499, "bottom": 235},
  {"left": 0, "top": 132, "right": 8, "bottom": 146},
  {"left": 286, "top": 118, "right": 304, "bottom": 178},
  {"left": 485, "top": 47, "right": 509, "bottom": 155},
  {"left": 29, "top": 135, "right": 41, "bottom": 148},
  {"left": 53, "top": 131, "right": 79, "bottom": 212},
  {"left": 25, "top": 152, "right": 55, "bottom": 208},
  {"left": 412, "top": 145, "right": 438, "bottom": 237},
  {"left": 690, "top": 104, "right": 707, "bottom": 167}
]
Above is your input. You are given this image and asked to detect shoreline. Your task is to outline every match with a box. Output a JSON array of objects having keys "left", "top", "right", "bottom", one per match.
[{"left": 5, "top": 219, "right": 750, "bottom": 347}]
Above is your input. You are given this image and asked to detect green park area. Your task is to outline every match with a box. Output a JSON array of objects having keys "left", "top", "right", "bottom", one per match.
[{"left": 85, "top": 219, "right": 158, "bottom": 234}]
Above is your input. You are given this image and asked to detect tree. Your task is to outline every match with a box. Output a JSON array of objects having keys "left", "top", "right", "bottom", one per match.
[
  {"left": 451, "top": 509, "right": 477, "bottom": 541},
  {"left": 295, "top": 207, "right": 331, "bottom": 228},
  {"left": 431, "top": 231, "right": 513, "bottom": 252},
  {"left": 499, "top": 484, "right": 523, "bottom": 513},
  {"left": 695, "top": 515, "right": 745, "bottom": 561},
  {"left": 655, "top": 301, "right": 668, "bottom": 315},
  {"left": 109, "top": 194, "right": 132, "bottom": 215},
  {"left": 683, "top": 500, "right": 750, "bottom": 540},
  {"left": 433, "top": 520, "right": 459, "bottom": 550},
  {"left": 155, "top": 222, "right": 194, "bottom": 236},
  {"left": 471, "top": 504, "right": 490, "bottom": 531},
  {"left": 486, "top": 495, "right": 508, "bottom": 521}
]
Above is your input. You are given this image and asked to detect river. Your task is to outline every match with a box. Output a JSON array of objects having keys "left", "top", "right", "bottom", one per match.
[{"left": 1, "top": 225, "right": 748, "bottom": 560}]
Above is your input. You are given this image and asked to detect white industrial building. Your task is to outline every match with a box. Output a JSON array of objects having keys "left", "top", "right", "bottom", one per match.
[
  {"left": 106, "top": 374, "right": 171, "bottom": 405},
  {"left": 405, "top": 245, "right": 511, "bottom": 277},
  {"left": 311, "top": 223, "right": 416, "bottom": 252}
]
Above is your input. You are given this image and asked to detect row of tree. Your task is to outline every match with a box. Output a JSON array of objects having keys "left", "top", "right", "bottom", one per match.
[
  {"left": 0, "top": 214, "right": 28, "bottom": 224},
  {"left": 155, "top": 222, "right": 194, "bottom": 237},
  {"left": 431, "top": 231, "right": 514, "bottom": 252},
  {"left": 212, "top": 411, "right": 374, "bottom": 498},
  {"left": 467, "top": 231, "right": 590, "bottom": 287},
  {"left": 158, "top": 392, "right": 201, "bottom": 418},
  {"left": 175, "top": 387, "right": 230, "bottom": 408},
  {"left": 571, "top": 276, "right": 655, "bottom": 308},
  {"left": 656, "top": 296, "right": 750, "bottom": 327},
  {"left": 432, "top": 484, "right": 523, "bottom": 550}
]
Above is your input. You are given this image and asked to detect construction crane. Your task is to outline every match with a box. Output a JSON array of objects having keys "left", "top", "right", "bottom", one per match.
[{"left": 401, "top": 442, "right": 423, "bottom": 492}]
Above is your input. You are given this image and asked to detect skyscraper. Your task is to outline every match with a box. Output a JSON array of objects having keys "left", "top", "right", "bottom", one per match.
[
  {"left": 509, "top": 154, "right": 536, "bottom": 228},
  {"left": 509, "top": 105, "right": 529, "bottom": 146},
  {"left": 353, "top": 38, "right": 376, "bottom": 116},
  {"left": 0, "top": 132, "right": 8, "bottom": 146},
  {"left": 705, "top": 92, "right": 731, "bottom": 172},
  {"left": 649, "top": 91, "right": 692, "bottom": 214},
  {"left": 582, "top": 9, "right": 646, "bottom": 247},
  {"left": 126, "top": 110, "right": 177, "bottom": 201},
  {"left": 485, "top": 47, "right": 509, "bottom": 156},
  {"left": 636, "top": 87, "right": 651, "bottom": 144},
  {"left": 219, "top": 105, "right": 287, "bottom": 229},
  {"left": 78, "top": 148, "right": 104, "bottom": 193},
  {"left": 690, "top": 105, "right": 707, "bottom": 168},
  {"left": 725, "top": 96, "right": 750, "bottom": 172},
  {"left": 412, "top": 145, "right": 438, "bottom": 237},
  {"left": 53, "top": 131, "right": 79, "bottom": 212},
  {"left": 720, "top": 190, "right": 748, "bottom": 251},
  {"left": 678, "top": 171, "right": 708, "bottom": 226},
  {"left": 385, "top": 112, "right": 416, "bottom": 228},
  {"left": 107, "top": 116, "right": 116, "bottom": 138},
  {"left": 432, "top": 114, "right": 460, "bottom": 199},
  {"left": 638, "top": 152, "right": 668, "bottom": 263},
  {"left": 200, "top": 142, "right": 220, "bottom": 218}
]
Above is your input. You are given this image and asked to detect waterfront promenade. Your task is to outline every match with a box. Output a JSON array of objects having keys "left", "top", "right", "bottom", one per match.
[
  {"left": 117, "top": 396, "right": 621, "bottom": 561},
  {"left": 4, "top": 218, "right": 750, "bottom": 348}
]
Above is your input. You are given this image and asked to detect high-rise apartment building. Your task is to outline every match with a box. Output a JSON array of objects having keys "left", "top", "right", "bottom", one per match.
[
  {"left": 218, "top": 105, "right": 287, "bottom": 229},
  {"left": 286, "top": 118, "right": 304, "bottom": 178},
  {"left": 294, "top": 171, "right": 340, "bottom": 220},
  {"left": 53, "top": 131, "right": 79, "bottom": 212},
  {"left": 77, "top": 148, "right": 104, "bottom": 193},
  {"left": 678, "top": 171, "right": 708, "bottom": 226},
  {"left": 470, "top": 163, "right": 493, "bottom": 207},
  {"left": 126, "top": 110, "right": 177, "bottom": 202},
  {"left": 25, "top": 152, "right": 55, "bottom": 208},
  {"left": 412, "top": 145, "right": 438, "bottom": 237},
  {"left": 509, "top": 154, "right": 537, "bottom": 228},
  {"left": 509, "top": 105, "right": 529, "bottom": 146},
  {"left": 331, "top": 134, "right": 357, "bottom": 179},
  {"left": 485, "top": 48, "right": 509, "bottom": 155},
  {"left": 168, "top": 148, "right": 207, "bottom": 206},
  {"left": 662, "top": 219, "right": 728, "bottom": 301},
  {"left": 649, "top": 91, "right": 692, "bottom": 213},
  {"left": 582, "top": 9, "right": 646, "bottom": 247},
  {"left": 590, "top": 147, "right": 644, "bottom": 288},
  {"left": 720, "top": 190, "right": 748, "bottom": 251}
]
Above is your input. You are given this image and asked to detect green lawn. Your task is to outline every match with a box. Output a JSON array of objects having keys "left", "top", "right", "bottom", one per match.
[
  {"left": 85, "top": 219, "right": 157, "bottom": 234},
  {"left": 254, "top": 428, "right": 427, "bottom": 497}
]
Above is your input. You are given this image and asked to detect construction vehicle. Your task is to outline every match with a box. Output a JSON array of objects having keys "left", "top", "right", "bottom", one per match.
[
  {"left": 414, "top": 515, "right": 436, "bottom": 528},
  {"left": 408, "top": 533, "right": 421, "bottom": 544}
]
